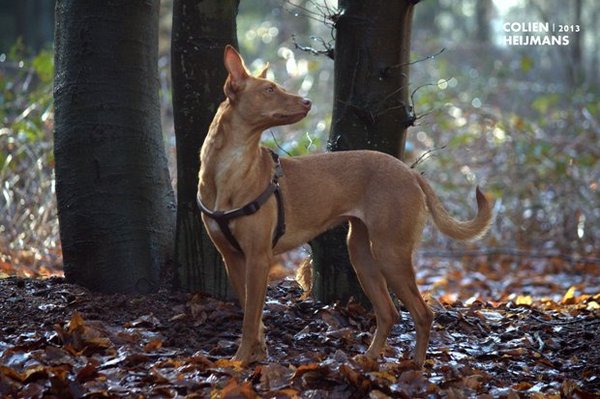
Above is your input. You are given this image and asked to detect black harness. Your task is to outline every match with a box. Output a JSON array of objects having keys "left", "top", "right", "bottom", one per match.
[{"left": 197, "top": 150, "right": 286, "bottom": 253}]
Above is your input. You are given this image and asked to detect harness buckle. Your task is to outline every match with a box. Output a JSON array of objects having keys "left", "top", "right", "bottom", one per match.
[
  {"left": 213, "top": 210, "right": 225, "bottom": 218},
  {"left": 243, "top": 202, "right": 260, "bottom": 215}
]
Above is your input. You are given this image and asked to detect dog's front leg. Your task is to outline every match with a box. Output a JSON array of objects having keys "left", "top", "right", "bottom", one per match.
[
  {"left": 232, "top": 251, "right": 271, "bottom": 365},
  {"left": 221, "top": 250, "right": 246, "bottom": 308}
]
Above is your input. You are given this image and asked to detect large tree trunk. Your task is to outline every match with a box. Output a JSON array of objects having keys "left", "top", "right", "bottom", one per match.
[
  {"left": 53, "top": 0, "right": 175, "bottom": 294},
  {"left": 311, "top": 0, "right": 417, "bottom": 304},
  {"left": 171, "top": 0, "right": 239, "bottom": 298}
]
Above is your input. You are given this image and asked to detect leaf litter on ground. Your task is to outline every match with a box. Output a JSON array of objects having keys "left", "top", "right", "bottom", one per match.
[{"left": 0, "top": 253, "right": 599, "bottom": 398}]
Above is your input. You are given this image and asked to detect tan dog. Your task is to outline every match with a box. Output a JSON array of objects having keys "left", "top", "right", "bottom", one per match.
[{"left": 198, "top": 45, "right": 493, "bottom": 366}]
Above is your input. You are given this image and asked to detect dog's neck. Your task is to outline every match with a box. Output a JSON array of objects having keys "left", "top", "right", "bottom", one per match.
[
  {"left": 207, "top": 101, "right": 262, "bottom": 148},
  {"left": 199, "top": 100, "right": 271, "bottom": 206}
]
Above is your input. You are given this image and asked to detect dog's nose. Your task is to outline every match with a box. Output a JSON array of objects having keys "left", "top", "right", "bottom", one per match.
[{"left": 302, "top": 98, "right": 312, "bottom": 108}]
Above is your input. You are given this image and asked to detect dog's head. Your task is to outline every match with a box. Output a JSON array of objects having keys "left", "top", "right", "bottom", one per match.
[{"left": 223, "top": 45, "right": 312, "bottom": 130}]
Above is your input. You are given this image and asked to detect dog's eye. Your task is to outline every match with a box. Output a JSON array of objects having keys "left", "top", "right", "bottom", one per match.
[{"left": 265, "top": 85, "right": 275, "bottom": 93}]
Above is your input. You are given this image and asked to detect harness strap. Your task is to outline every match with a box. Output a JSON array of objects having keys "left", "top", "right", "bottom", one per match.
[{"left": 198, "top": 150, "right": 286, "bottom": 253}]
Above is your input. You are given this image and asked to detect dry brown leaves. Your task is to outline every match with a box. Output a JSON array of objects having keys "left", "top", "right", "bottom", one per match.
[{"left": 1, "top": 254, "right": 599, "bottom": 398}]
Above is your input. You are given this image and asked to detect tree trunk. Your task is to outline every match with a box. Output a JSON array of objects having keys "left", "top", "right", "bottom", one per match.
[
  {"left": 475, "top": 0, "right": 492, "bottom": 44},
  {"left": 570, "top": 0, "right": 583, "bottom": 85},
  {"left": 53, "top": 0, "right": 175, "bottom": 294},
  {"left": 17, "top": 0, "right": 55, "bottom": 51},
  {"left": 311, "top": 0, "right": 417, "bottom": 304},
  {"left": 171, "top": 0, "right": 239, "bottom": 298},
  {"left": 592, "top": 5, "right": 600, "bottom": 89}
]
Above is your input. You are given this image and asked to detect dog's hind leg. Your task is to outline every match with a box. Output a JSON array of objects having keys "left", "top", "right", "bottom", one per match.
[
  {"left": 347, "top": 219, "right": 399, "bottom": 359},
  {"left": 382, "top": 249, "right": 433, "bottom": 367}
]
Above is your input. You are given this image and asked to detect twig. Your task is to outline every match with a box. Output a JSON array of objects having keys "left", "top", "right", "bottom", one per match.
[
  {"left": 282, "top": 0, "right": 339, "bottom": 28},
  {"left": 410, "top": 80, "right": 448, "bottom": 109},
  {"left": 292, "top": 35, "right": 334, "bottom": 59},
  {"left": 305, "top": 132, "right": 315, "bottom": 152},
  {"left": 269, "top": 130, "right": 293, "bottom": 157},
  {"left": 386, "top": 48, "right": 446, "bottom": 73},
  {"left": 410, "top": 145, "right": 447, "bottom": 169}
]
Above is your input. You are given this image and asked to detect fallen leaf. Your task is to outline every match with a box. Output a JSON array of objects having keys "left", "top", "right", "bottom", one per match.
[
  {"left": 214, "top": 358, "right": 244, "bottom": 372},
  {"left": 67, "top": 311, "right": 86, "bottom": 333},
  {"left": 259, "top": 363, "right": 293, "bottom": 391},
  {"left": 218, "top": 378, "right": 258, "bottom": 399},
  {"left": 143, "top": 338, "right": 163, "bottom": 352},
  {"left": 562, "top": 286, "right": 577, "bottom": 305},
  {"left": 515, "top": 295, "right": 533, "bottom": 306},
  {"left": 512, "top": 381, "right": 532, "bottom": 391}
]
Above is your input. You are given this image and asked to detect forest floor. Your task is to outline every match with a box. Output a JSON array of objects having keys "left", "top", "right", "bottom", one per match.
[{"left": 1, "top": 255, "right": 599, "bottom": 398}]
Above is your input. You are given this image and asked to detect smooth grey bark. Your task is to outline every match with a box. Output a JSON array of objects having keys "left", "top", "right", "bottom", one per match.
[
  {"left": 54, "top": 0, "right": 175, "bottom": 293},
  {"left": 311, "top": 0, "right": 418, "bottom": 304},
  {"left": 171, "top": 0, "right": 239, "bottom": 298}
]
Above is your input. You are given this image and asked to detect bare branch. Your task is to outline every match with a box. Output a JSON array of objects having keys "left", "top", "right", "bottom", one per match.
[
  {"left": 410, "top": 79, "right": 449, "bottom": 109},
  {"left": 284, "top": 0, "right": 338, "bottom": 59},
  {"left": 269, "top": 129, "right": 293, "bottom": 157},
  {"left": 388, "top": 47, "right": 446, "bottom": 72},
  {"left": 282, "top": 0, "right": 340, "bottom": 28},
  {"left": 292, "top": 35, "right": 335, "bottom": 59},
  {"left": 410, "top": 145, "right": 447, "bottom": 169},
  {"left": 381, "top": 48, "right": 446, "bottom": 79}
]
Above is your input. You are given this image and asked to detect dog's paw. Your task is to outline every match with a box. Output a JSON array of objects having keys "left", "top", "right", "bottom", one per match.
[{"left": 233, "top": 342, "right": 268, "bottom": 366}]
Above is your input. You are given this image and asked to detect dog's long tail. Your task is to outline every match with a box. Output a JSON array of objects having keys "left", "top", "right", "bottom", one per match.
[{"left": 415, "top": 173, "right": 493, "bottom": 241}]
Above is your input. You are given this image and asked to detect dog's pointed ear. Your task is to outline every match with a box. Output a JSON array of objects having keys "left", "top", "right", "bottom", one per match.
[
  {"left": 224, "top": 45, "right": 248, "bottom": 80},
  {"left": 224, "top": 45, "right": 249, "bottom": 101},
  {"left": 256, "top": 62, "right": 269, "bottom": 79}
]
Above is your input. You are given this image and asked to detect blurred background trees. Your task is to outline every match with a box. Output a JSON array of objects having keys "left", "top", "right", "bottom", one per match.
[
  {"left": 0, "top": 0, "right": 54, "bottom": 53},
  {"left": 0, "top": 0, "right": 598, "bottom": 282}
]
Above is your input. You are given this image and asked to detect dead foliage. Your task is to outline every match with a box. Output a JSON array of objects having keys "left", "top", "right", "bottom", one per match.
[{"left": 1, "top": 255, "right": 599, "bottom": 398}]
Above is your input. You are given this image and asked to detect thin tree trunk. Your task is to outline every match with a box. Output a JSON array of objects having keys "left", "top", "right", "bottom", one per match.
[
  {"left": 570, "top": 0, "right": 583, "bottom": 85},
  {"left": 592, "top": 5, "right": 599, "bottom": 89},
  {"left": 311, "top": 0, "right": 417, "bottom": 304},
  {"left": 17, "top": 0, "right": 55, "bottom": 51},
  {"left": 171, "top": 0, "right": 239, "bottom": 298},
  {"left": 53, "top": 0, "right": 175, "bottom": 294},
  {"left": 475, "top": 0, "right": 492, "bottom": 44}
]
